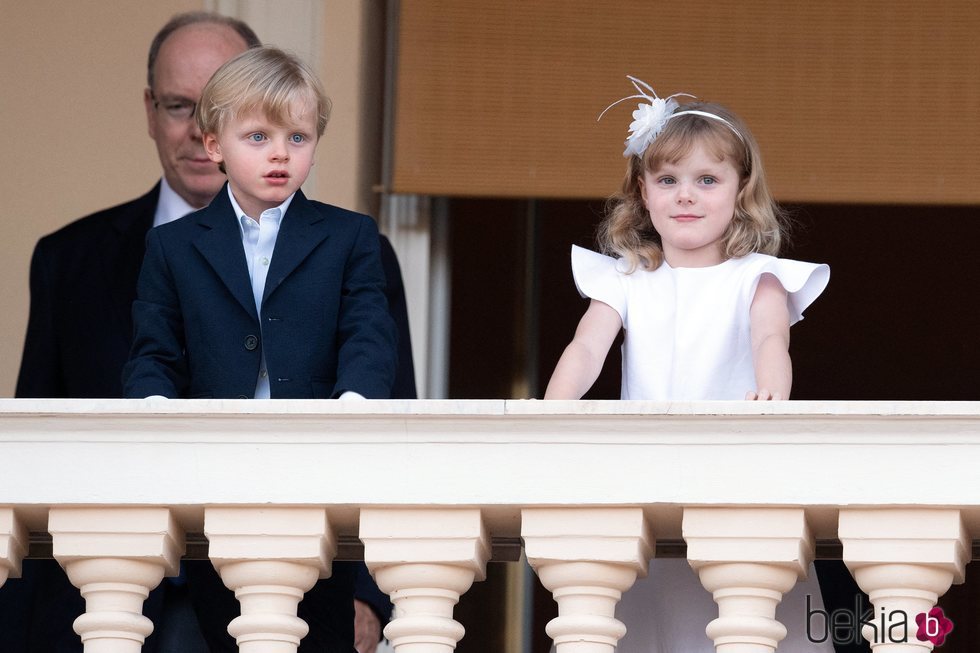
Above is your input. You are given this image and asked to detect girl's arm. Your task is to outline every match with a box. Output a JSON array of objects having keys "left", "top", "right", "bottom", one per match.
[
  {"left": 748, "top": 273, "right": 792, "bottom": 400},
  {"left": 544, "top": 299, "right": 623, "bottom": 399}
]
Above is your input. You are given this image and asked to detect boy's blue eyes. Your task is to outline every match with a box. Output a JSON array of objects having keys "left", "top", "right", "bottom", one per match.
[{"left": 246, "top": 133, "right": 306, "bottom": 143}]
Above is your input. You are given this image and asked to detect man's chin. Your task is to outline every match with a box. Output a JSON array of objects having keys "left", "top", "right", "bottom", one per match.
[{"left": 174, "top": 176, "right": 225, "bottom": 209}]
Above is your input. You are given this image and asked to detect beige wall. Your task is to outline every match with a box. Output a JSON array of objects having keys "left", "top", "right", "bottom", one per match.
[
  {"left": 0, "top": 1, "right": 383, "bottom": 397},
  {"left": 318, "top": 1, "right": 385, "bottom": 218}
]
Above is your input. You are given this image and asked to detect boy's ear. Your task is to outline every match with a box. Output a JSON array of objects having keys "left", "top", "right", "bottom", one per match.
[{"left": 203, "top": 133, "right": 223, "bottom": 164}]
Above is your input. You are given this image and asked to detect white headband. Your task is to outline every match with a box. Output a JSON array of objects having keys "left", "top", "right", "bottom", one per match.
[{"left": 599, "top": 76, "right": 744, "bottom": 158}]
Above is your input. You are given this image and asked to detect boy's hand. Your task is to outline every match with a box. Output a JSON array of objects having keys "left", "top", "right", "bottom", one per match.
[{"left": 354, "top": 598, "right": 382, "bottom": 653}]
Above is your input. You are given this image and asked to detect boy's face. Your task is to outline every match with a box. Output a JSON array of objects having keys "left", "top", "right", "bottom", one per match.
[{"left": 203, "top": 101, "right": 318, "bottom": 219}]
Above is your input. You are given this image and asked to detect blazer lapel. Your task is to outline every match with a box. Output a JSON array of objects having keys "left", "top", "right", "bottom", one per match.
[
  {"left": 192, "top": 187, "right": 258, "bottom": 321},
  {"left": 262, "top": 190, "right": 331, "bottom": 305}
]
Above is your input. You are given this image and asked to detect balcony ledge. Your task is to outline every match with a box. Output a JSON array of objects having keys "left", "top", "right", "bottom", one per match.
[{"left": 2, "top": 399, "right": 978, "bottom": 539}]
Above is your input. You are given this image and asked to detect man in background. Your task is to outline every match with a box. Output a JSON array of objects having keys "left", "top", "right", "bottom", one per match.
[{"left": 8, "top": 11, "right": 413, "bottom": 653}]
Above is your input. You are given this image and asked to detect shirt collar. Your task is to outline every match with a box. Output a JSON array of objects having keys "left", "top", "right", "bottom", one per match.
[
  {"left": 153, "top": 177, "right": 200, "bottom": 228},
  {"left": 228, "top": 184, "right": 295, "bottom": 231}
]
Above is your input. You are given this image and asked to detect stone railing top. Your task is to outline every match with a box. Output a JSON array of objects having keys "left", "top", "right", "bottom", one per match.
[
  {"left": 5, "top": 397, "right": 980, "bottom": 415},
  {"left": 2, "top": 399, "right": 979, "bottom": 538}
]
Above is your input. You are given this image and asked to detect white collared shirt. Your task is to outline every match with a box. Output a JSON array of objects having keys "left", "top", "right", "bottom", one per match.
[
  {"left": 228, "top": 186, "right": 295, "bottom": 399},
  {"left": 153, "top": 177, "right": 199, "bottom": 227}
]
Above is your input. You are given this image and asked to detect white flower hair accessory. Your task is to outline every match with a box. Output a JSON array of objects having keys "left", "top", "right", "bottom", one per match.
[{"left": 599, "top": 76, "right": 743, "bottom": 158}]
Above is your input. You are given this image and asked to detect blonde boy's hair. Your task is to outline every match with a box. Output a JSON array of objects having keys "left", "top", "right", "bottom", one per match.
[
  {"left": 598, "top": 101, "right": 787, "bottom": 272},
  {"left": 196, "top": 46, "right": 330, "bottom": 138}
]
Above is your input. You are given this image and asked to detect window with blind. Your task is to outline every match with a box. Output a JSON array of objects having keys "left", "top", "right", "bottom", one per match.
[{"left": 391, "top": 0, "right": 980, "bottom": 204}]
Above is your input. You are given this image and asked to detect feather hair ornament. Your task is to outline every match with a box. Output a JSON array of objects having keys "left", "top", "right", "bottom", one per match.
[{"left": 599, "top": 76, "right": 743, "bottom": 157}]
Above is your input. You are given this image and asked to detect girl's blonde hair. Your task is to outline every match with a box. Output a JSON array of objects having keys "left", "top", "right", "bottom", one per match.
[
  {"left": 598, "top": 102, "right": 786, "bottom": 271},
  {"left": 196, "top": 46, "right": 330, "bottom": 139}
]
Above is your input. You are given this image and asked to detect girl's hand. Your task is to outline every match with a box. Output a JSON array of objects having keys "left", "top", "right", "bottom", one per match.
[
  {"left": 745, "top": 389, "right": 784, "bottom": 401},
  {"left": 749, "top": 274, "right": 792, "bottom": 399}
]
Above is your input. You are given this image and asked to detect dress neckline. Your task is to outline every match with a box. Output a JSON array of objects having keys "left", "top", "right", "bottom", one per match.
[{"left": 661, "top": 254, "right": 746, "bottom": 272}]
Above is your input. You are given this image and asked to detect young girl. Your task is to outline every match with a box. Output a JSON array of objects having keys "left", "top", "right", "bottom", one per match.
[{"left": 544, "top": 78, "right": 833, "bottom": 652}]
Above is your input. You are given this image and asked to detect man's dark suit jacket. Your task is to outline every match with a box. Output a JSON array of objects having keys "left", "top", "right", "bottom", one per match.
[{"left": 11, "top": 183, "right": 414, "bottom": 653}]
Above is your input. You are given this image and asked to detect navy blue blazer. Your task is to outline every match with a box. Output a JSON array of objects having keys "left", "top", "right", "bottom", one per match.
[{"left": 123, "top": 186, "right": 397, "bottom": 400}]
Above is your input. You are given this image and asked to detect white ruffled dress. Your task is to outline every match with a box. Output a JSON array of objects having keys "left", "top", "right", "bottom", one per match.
[
  {"left": 571, "top": 246, "right": 830, "bottom": 401},
  {"left": 570, "top": 245, "right": 834, "bottom": 653}
]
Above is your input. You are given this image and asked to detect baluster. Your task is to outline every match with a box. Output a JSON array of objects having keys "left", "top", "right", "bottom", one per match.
[
  {"left": 49, "top": 507, "right": 183, "bottom": 653},
  {"left": 205, "top": 507, "right": 335, "bottom": 653},
  {"left": 840, "top": 509, "right": 969, "bottom": 652},
  {"left": 523, "top": 508, "right": 653, "bottom": 653},
  {"left": 685, "top": 507, "right": 814, "bottom": 653},
  {"left": 0, "top": 508, "right": 28, "bottom": 588},
  {"left": 361, "top": 508, "right": 490, "bottom": 653}
]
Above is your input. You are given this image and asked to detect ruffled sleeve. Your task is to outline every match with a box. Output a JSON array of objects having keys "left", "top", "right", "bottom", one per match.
[
  {"left": 750, "top": 256, "right": 830, "bottom": 324},
  {"left": 570, "top": 246, "right": 627, "bottom": 321}
]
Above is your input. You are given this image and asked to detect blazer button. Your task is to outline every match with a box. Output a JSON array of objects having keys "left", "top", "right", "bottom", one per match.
[{"left": 244, "top": 335, "right": 259, "bottom": 351}]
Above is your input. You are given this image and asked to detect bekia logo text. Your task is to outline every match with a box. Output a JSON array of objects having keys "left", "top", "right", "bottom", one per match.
[{"left": 806, "top": 595, "right": 953, "bottom": 647}]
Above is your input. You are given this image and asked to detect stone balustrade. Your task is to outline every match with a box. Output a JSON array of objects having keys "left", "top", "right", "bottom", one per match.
[{"left": 0, "top": 399, "right": 977, "bottom": 652}]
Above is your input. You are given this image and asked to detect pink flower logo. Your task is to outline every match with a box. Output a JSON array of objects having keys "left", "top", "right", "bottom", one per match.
[{"left": 915, "top": 606, "right": 953, "bottom": 646}]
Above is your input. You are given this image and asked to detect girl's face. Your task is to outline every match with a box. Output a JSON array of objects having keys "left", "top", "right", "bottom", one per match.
[{"left": 639, "top": 141, "right": 740, "bottom": 268}]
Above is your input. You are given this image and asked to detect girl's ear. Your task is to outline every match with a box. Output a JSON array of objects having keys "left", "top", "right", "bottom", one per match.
[
  {"left": 638, "top": 173, "right": 648, "bottom": 205},
  {"left": 203, "top": 133, "right": 223, "bottom": 164}
]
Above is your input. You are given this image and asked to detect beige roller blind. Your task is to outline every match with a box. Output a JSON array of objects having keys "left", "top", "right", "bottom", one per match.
[{"left": 392, "top": 0, "right": 980, "bottom": 204}]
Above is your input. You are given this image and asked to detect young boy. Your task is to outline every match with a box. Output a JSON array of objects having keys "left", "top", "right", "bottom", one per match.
[{"left": 123, "top": 46, "right": 397, "bottom": 401}]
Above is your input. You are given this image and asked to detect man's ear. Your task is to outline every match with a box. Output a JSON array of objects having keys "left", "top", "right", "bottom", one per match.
[
  {"left": 144, "top": 88, "right": 158, "bottom": 141},
  {"left": 203, "top": 133, "right": 223, "bottom": 163}
]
